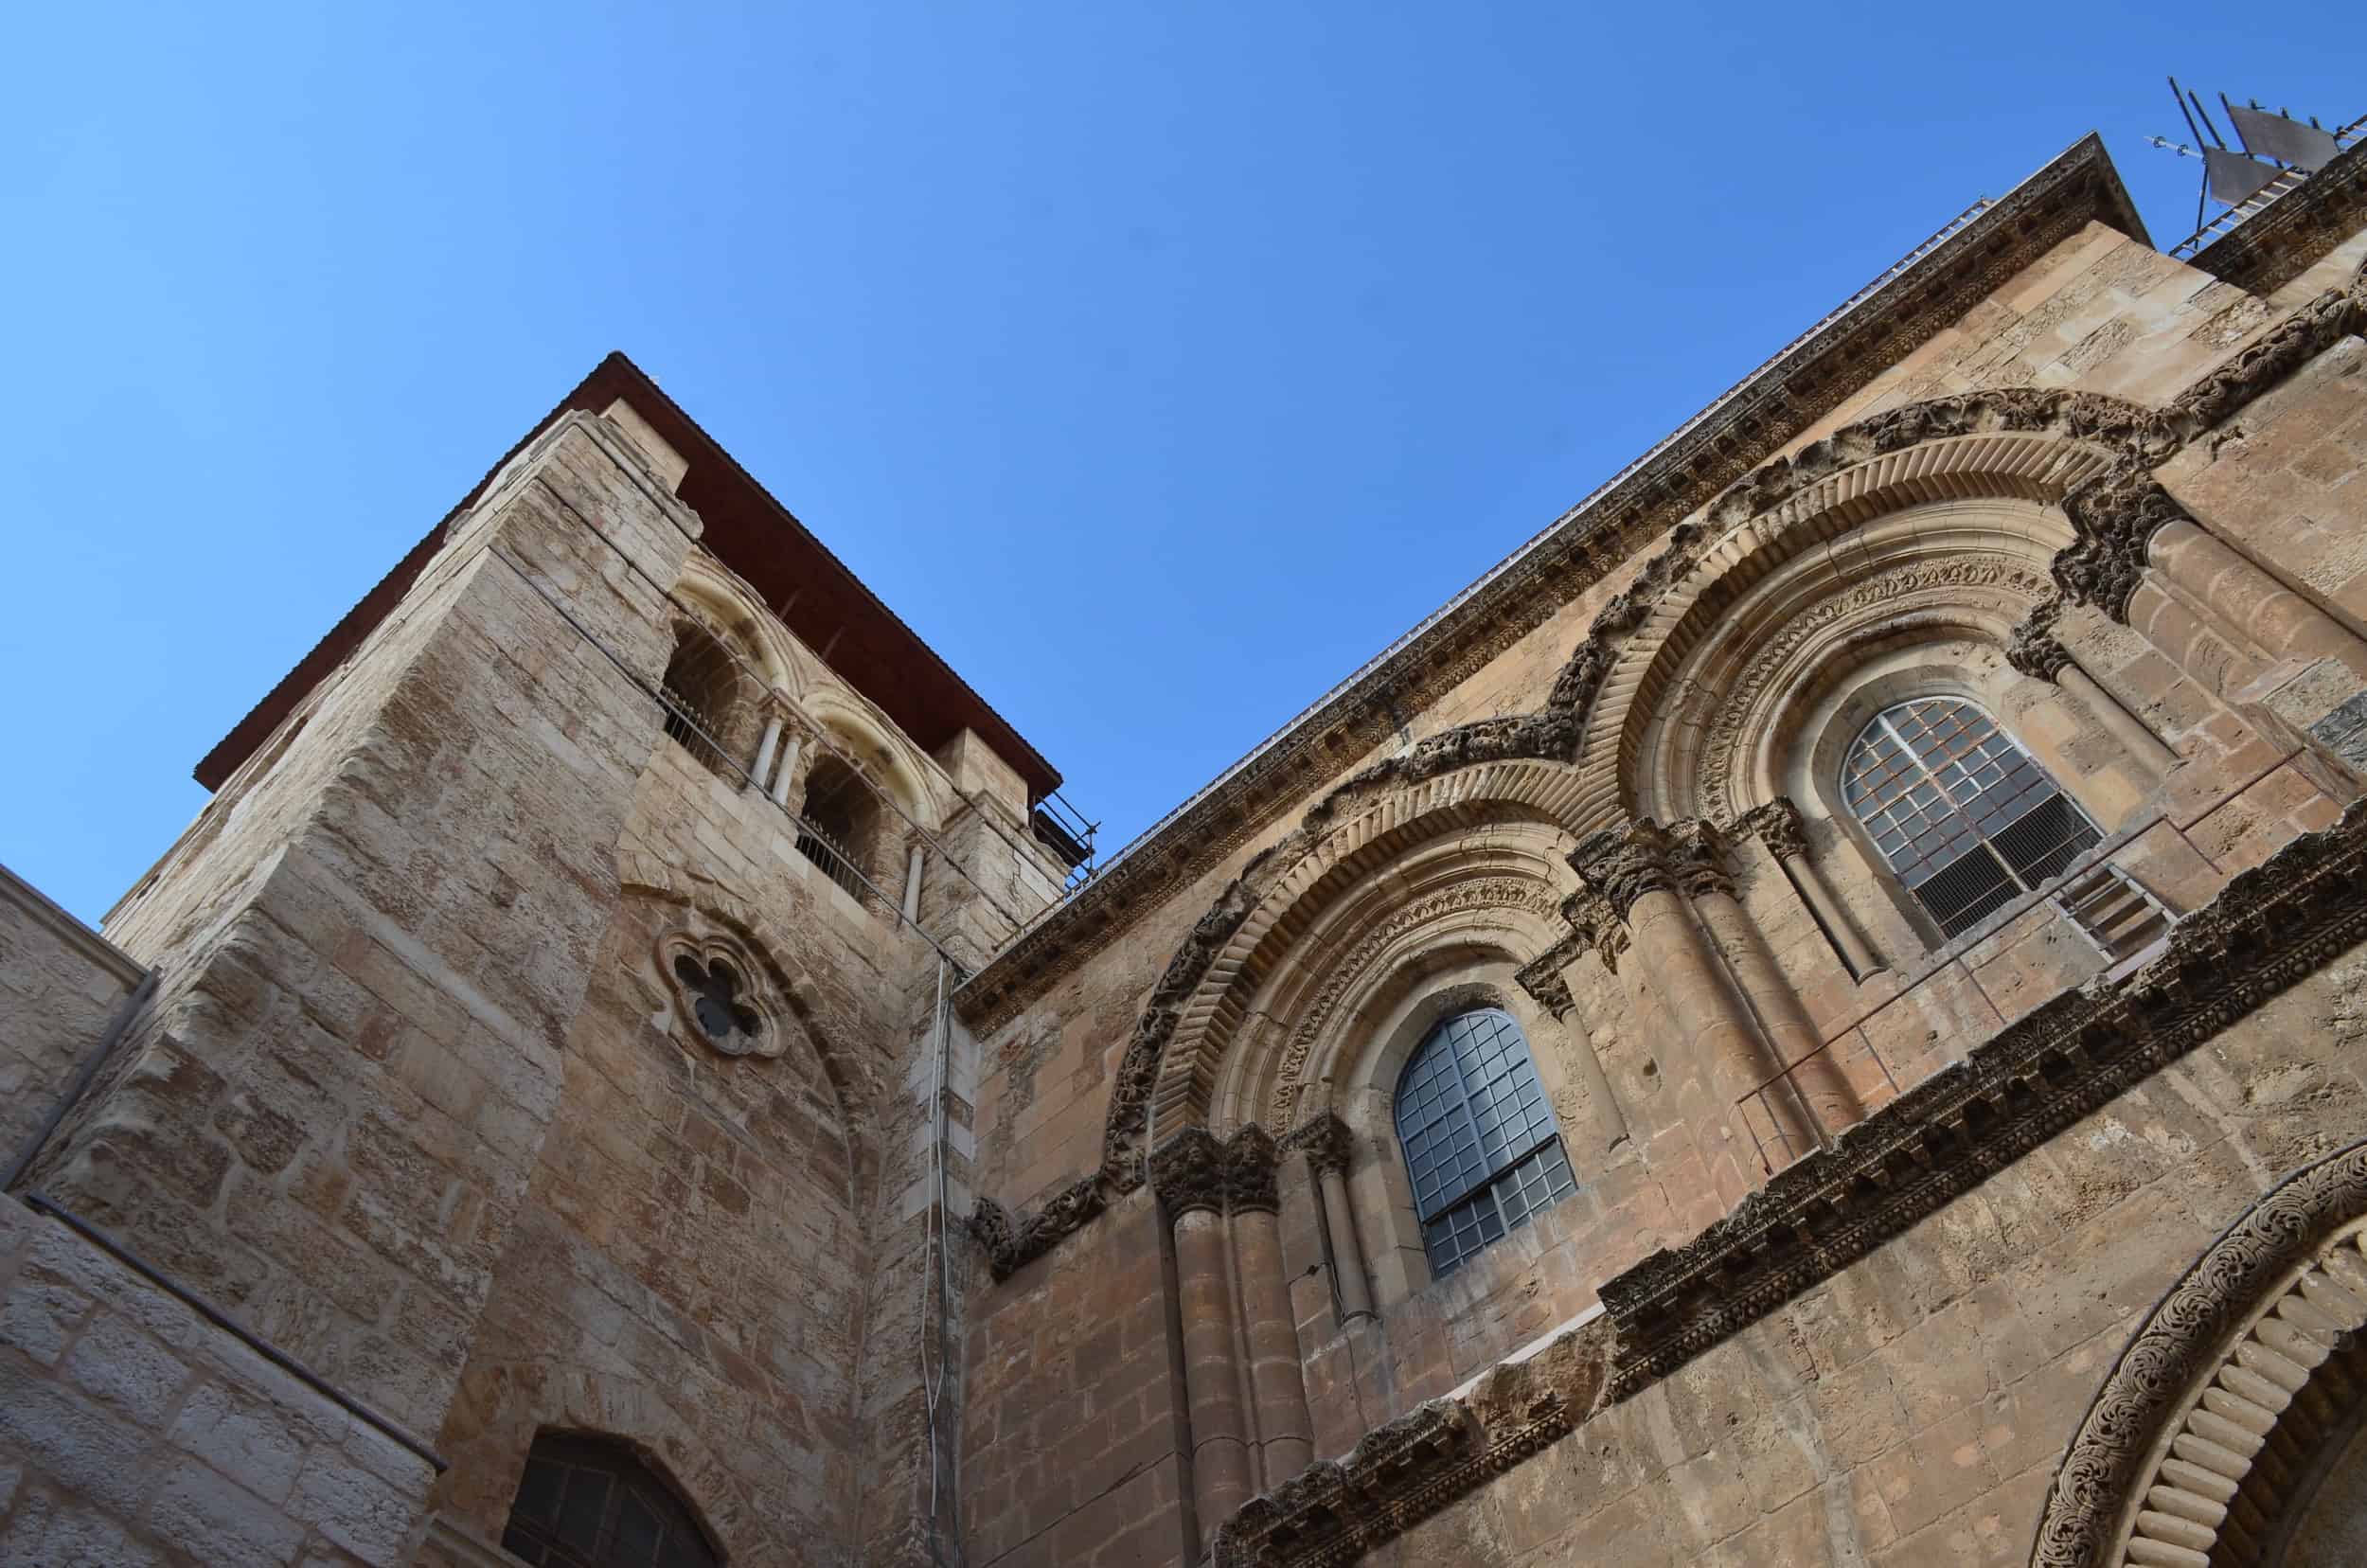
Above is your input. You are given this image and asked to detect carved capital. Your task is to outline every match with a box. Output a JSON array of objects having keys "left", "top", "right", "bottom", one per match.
[
  {"left": 2054, "top": 464, "right": 2190, "bottom": 623},
  {"left": 1737, "top": 797, "right": 1808, "bottom": 863},
  {"left": 1148, "top": 1127, "right": 1227, "bottom": 1216},
  {"left": 1561, "top": 889, "right": 1630, "bottom": 973},
  {"left": 1150, "top": 1126, "right": 1281, "bottom": 1215},
  {"left": 2004, "top": 595, "right": 2074, "bottom": 683},
  {"left": 1669, "top": 817, "right": 1735, "bottom": 900},
  {"left": 1514, "top": 937, "right": 1581, "bottom": 1019},
  {"left": 1571, "top": 818, "right": 1681, "bottom": 918},
  {"left": 1224, "top": 1125, "right": 1282, "bottom": 1214},
  {"left": 1286, "top": 1113, "right": 1356, "bottom": 1178}
]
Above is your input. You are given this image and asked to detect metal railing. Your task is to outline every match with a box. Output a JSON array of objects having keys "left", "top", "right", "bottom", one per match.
[{"left": 794, "top": 819, "right": 870, "bottom": 905}]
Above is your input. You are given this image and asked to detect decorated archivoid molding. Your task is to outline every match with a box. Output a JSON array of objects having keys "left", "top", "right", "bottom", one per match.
[
  {"left": 1595, "top": 797, "right": 2367, "bottom": 1399},
  {"left": 2031, "top": 1136, "right": 2367, "bottom": 1568},
  {"left": 966, "top": 287, "right": 2367, "bottom": 1287}
]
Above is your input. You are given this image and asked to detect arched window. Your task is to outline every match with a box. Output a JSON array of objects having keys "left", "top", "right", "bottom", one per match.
[
  {"left": 1842, "top": 696, "right": 2101, "bottom": 940},
  {"left": 795, "top": 753, "right": 881, "bottom": 903},
  {"left": 501, "top": 1433, "right": 721, "bottom": 1568},
  {"left": 658, "top": 623, "right": 742, "bottom": 780},
  {"left": 1393, "top": 1007, "right": 1575, "bottom": 1279}
]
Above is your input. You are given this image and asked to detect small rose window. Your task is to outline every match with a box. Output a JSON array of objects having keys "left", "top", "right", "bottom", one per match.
[{"left": 657, "top": 934, "right": 781, "bottom": 1059}]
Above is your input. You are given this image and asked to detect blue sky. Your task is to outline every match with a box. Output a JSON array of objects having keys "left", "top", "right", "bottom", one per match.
[{"left": 3, "top": 3, "right": 2357, "bottom": 923}]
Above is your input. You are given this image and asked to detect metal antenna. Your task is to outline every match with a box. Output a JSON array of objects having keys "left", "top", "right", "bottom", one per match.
[{"left": 2167, "top": 77, "right": 2211, "bottom": 233}]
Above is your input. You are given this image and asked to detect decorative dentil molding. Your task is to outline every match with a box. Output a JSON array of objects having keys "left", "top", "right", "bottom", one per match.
[{"left": 2031, "top": 1138, "right": 2367, "bottom": 1568}]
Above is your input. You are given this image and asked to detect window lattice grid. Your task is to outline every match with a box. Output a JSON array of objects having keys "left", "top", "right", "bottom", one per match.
[
  {"left": 1394, "top": 1008, "right": 1575, "bottom": 1277},
  {"left": 1842, "top": 697, "right": 2102, "bottom": 939}
]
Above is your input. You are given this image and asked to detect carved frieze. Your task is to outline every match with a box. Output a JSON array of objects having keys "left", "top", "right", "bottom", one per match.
[{"left": 1570, "top": 819, "right": 1680, "bottom": 918}]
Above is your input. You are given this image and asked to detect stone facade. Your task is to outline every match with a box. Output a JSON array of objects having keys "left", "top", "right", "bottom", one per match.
[{"left": 3, "top": 128, "right": 2366, "bottom": 1567}]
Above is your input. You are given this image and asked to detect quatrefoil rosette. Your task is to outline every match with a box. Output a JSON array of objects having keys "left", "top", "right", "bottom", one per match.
[{"left": 654, "top": 932, "right": 786, "bottom": 1059}]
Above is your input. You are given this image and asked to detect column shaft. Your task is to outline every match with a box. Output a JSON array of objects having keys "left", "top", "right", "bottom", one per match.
[
  {"left": 1317, "top": 1167, "right": 1375, "bottom": 1323},
  {"left": 1233, "top": 1208, "right": 1313, "bottom": 1484},
  {"left": 2058, "top": 660, "right": 2178, "bottom": 769},
  {"left": 1173, "top": 1208, "right": 1253, "bottom": 1525},
  {"left": 751, "top": 716, "right": 783, "bottom": 793},
  {"left": 2150, "top": 519, "right": 2367, "bottom": 674},
  {"left": 2127, "top": 578, "right": 2267, "bottom": 699},
  {"left": 1780, "top": 850, "right": 1879, "bottom": 980},
  {"left": 900, "top": 845, "right": 926, "bottom": 922},
  {"left": 769, "top": 734, "right": 803, "bottom": 807},
  {"left": 1693, "top": 887, "right": 1854, "bottom": 1145}
]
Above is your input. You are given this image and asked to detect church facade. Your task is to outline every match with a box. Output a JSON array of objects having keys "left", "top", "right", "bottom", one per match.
[{"left": 4, "top": 128, "right": 2367, "bottom": 1566}]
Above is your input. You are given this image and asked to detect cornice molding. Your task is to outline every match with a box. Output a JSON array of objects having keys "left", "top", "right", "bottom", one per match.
[
  {"left": 2190, "top": 134, "right": 2367, "bottom": 296},
  {"left": 955, "top": 138, "right": 2145, "bottom": 1037}
]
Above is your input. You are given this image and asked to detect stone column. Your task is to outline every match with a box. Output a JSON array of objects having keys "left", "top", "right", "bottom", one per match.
[
  {"left": 1150, "top": 1129, "right": 1254, "bottom": 1530},
  {"left": 1742, "top": 798, "right": 1881, "bottom": 980},
  {"left": 1574, "top": 819, "right": 1811, "bottom": 1203},
  {"left": 769, "top": 731, "right": 805, "bottom": 807},
  {"left": 2149, "top": 517, "right": 2367, "bottom": 674},
  {"left": 1294, "top": 1114, "right": 1375, "bottom": 1324},
  {"left": 1226, "top": 1129, "right": 1314, "bottom": 1487},
  {"left": 751, "top": 714, "right": 785, "bottom": 793},
  {"left": 2006, "top": 612, "right": 2180, "bottom": 769},
  {"left": 900, "top": 843, "right": 926, "bottom": 923},
  {"left": 1675, "top": 820, "right": 1856, "bottom": 1144},
  {"left": 2055, "top": 465, "right": 2350, "bottom": 699}
]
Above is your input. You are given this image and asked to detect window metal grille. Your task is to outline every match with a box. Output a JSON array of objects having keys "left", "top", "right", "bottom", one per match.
[
  {"left": 1842, "top": 698, "right": 2102, "bottom": 939},
  {"left": 1393, "top": 1008, "right": 1576, "bottom": 1278},
  {"left": 502, "top": 1434, "right": 721, "bottom": 1568}
]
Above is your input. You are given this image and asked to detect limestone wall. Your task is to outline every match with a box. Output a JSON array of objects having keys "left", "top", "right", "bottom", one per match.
[
  {"left": 0, "top": 863, "right": 144, "bottom": 1172},
  {"left": 0, "top": 1195, "right": 435, "bottom": 1566},
  {"left": 1360, "top": 935, "right": 2367, "bottom": 1567}
]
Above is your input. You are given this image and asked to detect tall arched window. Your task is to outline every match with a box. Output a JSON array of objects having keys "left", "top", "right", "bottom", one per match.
[
  {"left": 658, "top": 623, "right": 743, "bottom": 780},
  {"left": 501, "top": 1433, "right": 721, "bottom": 1568},
  {"left": 1394, "top": 1007, "right": 1575, "bottom": 1279},
  {"left": 1842, "top": 696, "right": 2101, "bottom": 940}
]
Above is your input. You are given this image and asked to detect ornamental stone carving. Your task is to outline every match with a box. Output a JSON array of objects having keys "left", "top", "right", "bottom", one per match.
[
  {"left": 2031, "top": 1138, "right": 2367, "bottom": 1568},
  {"left": 1735, "top": 797, "right": 1808, "bottom": 863},
  {"left": 1669, "top": 818, "right": 1735, "bottom": 900},
  {"left": 1284, "top": 1113, "right": 1354, "bottom": 1178},
  {"left": 1512, "top": 938, "right": 1581, "bottom": 1019},
  {"left": 1149, "top": 1126, "right": 1282, "bottom": 1218},
  {"left": 2003, "top": 595, "right": 2074, "bottom": 682},
  {"left": 2052, "top": 463, "right": 2193, "bottom": 622},
  {"left": 1570, "top": 819, "right": 1682, "bottom": 918}
]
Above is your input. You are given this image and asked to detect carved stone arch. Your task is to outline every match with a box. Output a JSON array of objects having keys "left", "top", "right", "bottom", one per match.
[
  {"left": 675, "top": 550, "right": 806, "bottom": 698},
  {"left": 617, "top": 854, "right": 876, "bottom": 1165},
  {"left": 1586, "top": 432, "right": 2104, "bottom": 824},
  {"left": 2032, "top": 1137, "right": 2367, "bottom": 1568},
  {"left": 795, "top": 683, "right": 951, "bottom": 832},
  {"left": 438, "top": 1363, "right": 788, "bottom": 1567},
  {"left": 1111, "top": 759, "right": 1591, "bottom": 1183},
  {"left": 1195, "top": 828, "right": 1576, "bottom": 1138}
]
